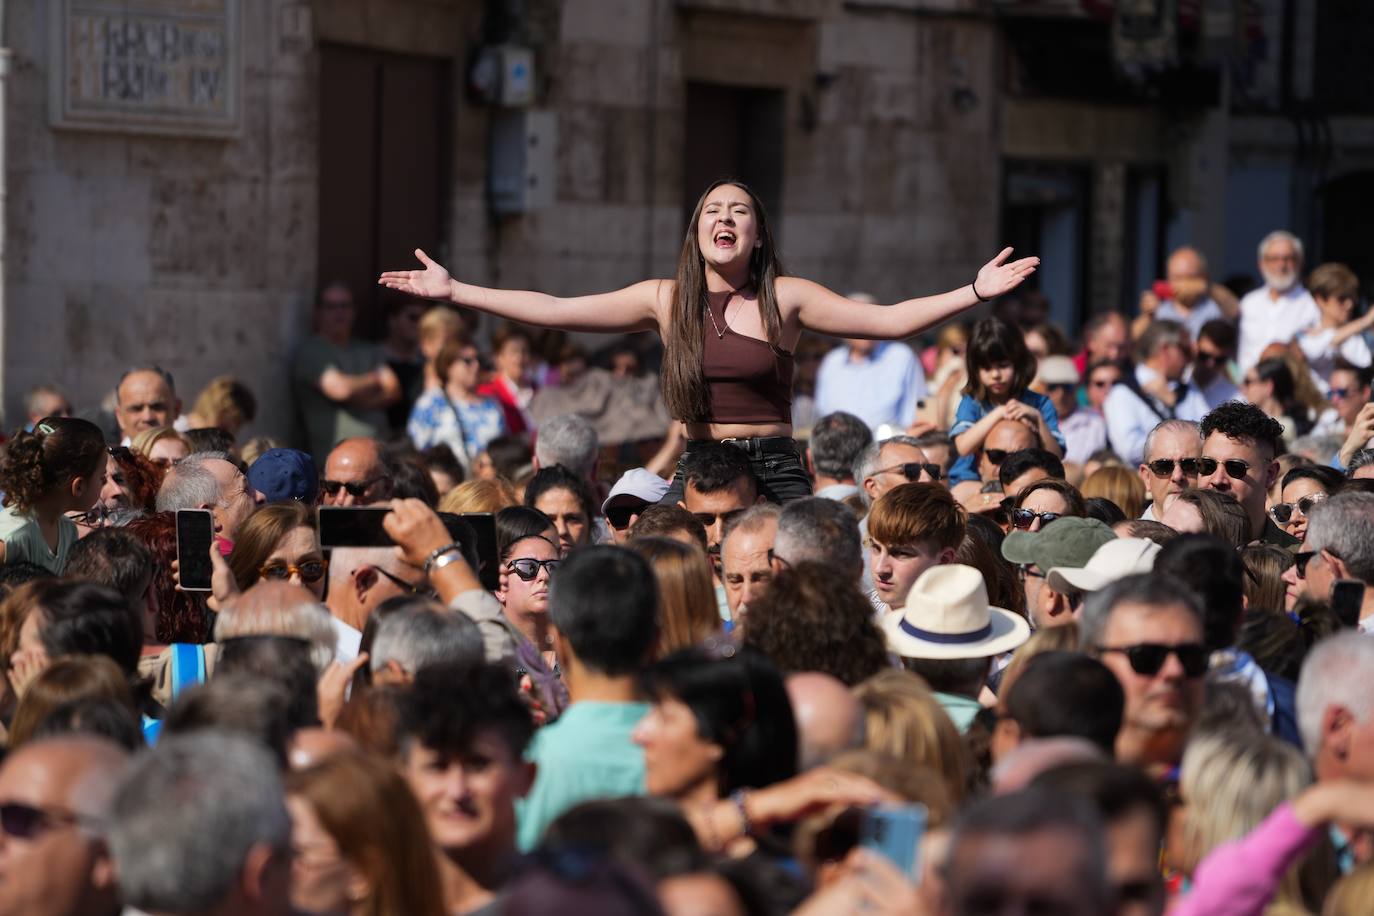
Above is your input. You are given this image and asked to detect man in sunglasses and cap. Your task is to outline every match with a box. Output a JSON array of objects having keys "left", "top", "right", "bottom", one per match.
[
  {"left": 1198, "top": 401, "right": 1299, "bottom": 548},
  {"left": 1081, "top": 575, "right": 1208, "bottom": 777}
]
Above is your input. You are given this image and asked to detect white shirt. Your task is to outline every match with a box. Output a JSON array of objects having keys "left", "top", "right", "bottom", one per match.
[
  {"left": 1238, "top": 285, "right": 1321, "bottom": 371},
  {"left": 328, "top": 615, "right": 363, "bottom": 662},
  {"left": 1296, "top": 326, "right": 1372, "bottom": 393},
  {"left": 1156, "top": 297, "right": 1224, "bottom": 340},
  {"left": 1104, "top": 365, "right": 1211, "bottom": 467}
]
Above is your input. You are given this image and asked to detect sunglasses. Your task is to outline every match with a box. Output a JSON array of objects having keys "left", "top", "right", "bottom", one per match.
[
  {"left": 1269, "top": 493, "right": 1327, "bottom": 526},
  {"left": 984, "top": 449, "right": 1010, "bottom": 466},
  {"left": 0, "top": 801, "right": 86, "bottom": 840},
  {"left": 374, "top": 567, "right": 430, "bottom": 596},
  {"left": 320, "top": 478, "right": 385, "bottom": 498},
  {"left": 873, "top": 462, "right": 944, "bottom": 483},
  {"left": 1295, "top": 550, "right": 1318, "bottom": 578},
  {"left": 605, "top": 503, "right": 645, "bottom": 531},
  {"left": 259, "top": 560, "right": 328, "bottom": 584},
  {"left": 1097, "top": 642, "right": 1210, "bottom": 678},
  {"left": 1089, "top": 378, "right": 1118, "bottom": 388},
  {"left": 1017, "top": 564, "right": 1045, "bottom": 582},
  {"left": 1330, "top": 388, "right": 1354, "bottom": 400},
  {"left": 506, "top": 557, "right": 561, "bottom": 581},
  {"left": 1011, "top": 508, "right": 1061, "bottom": 530},
  {"left": 1198, "top": 456, "right": 1250, "bottom": 480},
  {"left": 1146, "top": 458, "right": 1199, "bottom": 479},
  {"left": 1045, "top": 382, "right": 1076, "bottom": 393},
  {"left": 1194, "top": 351, "right": 1224, "bottom": 365}
]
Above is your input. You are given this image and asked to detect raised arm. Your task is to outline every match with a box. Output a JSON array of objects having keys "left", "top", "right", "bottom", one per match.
[
  {"left": 380, "top": 249, "right": 661, "bottom": 334},
  {"left": 787, "top": 248, "right": 1039, "bottom": 339}
]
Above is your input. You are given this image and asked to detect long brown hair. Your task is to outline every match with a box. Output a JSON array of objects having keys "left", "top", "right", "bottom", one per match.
[
  {"left": 227, "top": 502, "right": 315, "bottom": 592},
  {"left": 629, "top": 536, "right": 721, "bottom": 658},
  {"left": 285, "top": 750, "right": 447, "bottom": 916},
  {"left": 662, "top": 180, "right": 786, "bottom": 422}
]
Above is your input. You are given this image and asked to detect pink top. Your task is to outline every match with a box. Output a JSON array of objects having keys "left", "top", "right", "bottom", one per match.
[{"left": 1171, "top": 802, "right": 1321, "bottom": 916}]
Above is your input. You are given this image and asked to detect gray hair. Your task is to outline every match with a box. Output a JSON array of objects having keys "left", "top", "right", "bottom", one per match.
[
  {"left": 723, "top": 503, "right": 782, "bottom": 544},
  {"left": 1257, "top": 230, "right": 1304, "bottom": 264},
  {"left": 24, "top": 384, "right": 67, "bottom": 417},
  {"left": 853, "top": 435, "right": 925, "bottom": 508},
  {"left": 213, "top": 584, "right": 338, "bottom": 672},
  {"left": 1290, "top": 434, "right": 1344, "bottom": 465},
  {"left": 370, "top": 607, "right": 484, "bottom": 675},
  {"left": 107, "top": 731, "right": 290, "bottom": 914},
  {"left": 1079, "top": 573, "right": 1203, "bottom": 650},
  {"left": 772, "top": 497, "right": 862, "bottom": 577},
  {"left": 1136, "top": 320, "right": 1188, "bottom": 362},
  {"left": 534, "top": 414, "right": 599, "bottom": 480},
  {"left": 1347, "top": 448, "right": 1374, "bottom": 476},
  {"left": 1297, "top": 632, "right": 1374, "bottom": 757},
  {"left": 154, "top": 452, "right": 230, "bottom": 512},
  {"left": 1304, "top": 492, "right": 1374, "bottom": 584},
  {"left": 1142, "top": 419, "right": 1201, "bottom": 465},
  {"left": 809, "top": 412, "right": 874, "bottom": 480}
]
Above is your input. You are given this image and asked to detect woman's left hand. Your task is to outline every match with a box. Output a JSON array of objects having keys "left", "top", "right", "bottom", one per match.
[{"left": 975, "top": 248, "right": 1040, "bottom": 300}]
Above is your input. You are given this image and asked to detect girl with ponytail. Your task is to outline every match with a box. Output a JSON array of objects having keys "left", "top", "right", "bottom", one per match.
[{"left": 0, "top": 417, "right": 108, "bottom": 572}]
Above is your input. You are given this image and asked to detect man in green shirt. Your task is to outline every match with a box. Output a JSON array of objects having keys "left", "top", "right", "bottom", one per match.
[
  {"left": 515, "top": 546, "right": 659, "bottom": 850},
  {"left": 292, "top": 282, "right": 401, "bottom": 463}
]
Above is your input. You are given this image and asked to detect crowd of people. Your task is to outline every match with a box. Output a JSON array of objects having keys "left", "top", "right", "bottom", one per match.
[{"left": 0, "top": 180, "right": 1372, "bottom": 915}]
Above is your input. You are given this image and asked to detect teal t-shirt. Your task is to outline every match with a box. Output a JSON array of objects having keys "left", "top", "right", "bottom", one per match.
[
  {"left": 515, "top": 701, "right": 650, "bottom": 851},
  {"left": 0, "top": 506, "right": 76, "bottom": 574},
  {"left": 935, "top": 690, "right": 983, "bottom": 734}
]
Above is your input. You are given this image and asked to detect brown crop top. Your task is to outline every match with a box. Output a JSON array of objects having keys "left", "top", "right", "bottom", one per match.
[{"left": 701, "top": 299, "right": 794, "bottom": 425}]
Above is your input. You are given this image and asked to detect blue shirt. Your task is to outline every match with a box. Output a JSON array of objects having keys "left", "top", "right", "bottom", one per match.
[
  {"left": 814, "top": 343, "right": 927, "bottom": 431},
  {"left": 406, "top": 387, "right": 507, "bottom": 465},
  {"left": 948, "top": 391, "right": 1064, "bottom": 485}
]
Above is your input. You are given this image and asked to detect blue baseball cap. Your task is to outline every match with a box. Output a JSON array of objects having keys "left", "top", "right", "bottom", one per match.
[{"left": 248, "top": 449, "right": 319, "bottom": 504}]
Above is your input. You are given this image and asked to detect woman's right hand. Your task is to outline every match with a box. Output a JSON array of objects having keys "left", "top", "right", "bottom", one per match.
[
  {"left": 378, "top": 249, "right": 453, "bottom": 300},
  {"left": 748, "top": 767, "right": 891, "bottom": 828}
]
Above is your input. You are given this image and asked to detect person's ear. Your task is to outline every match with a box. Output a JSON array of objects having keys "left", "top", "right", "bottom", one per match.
[
  {"left": 238, "top": 842, "right": 277, "bottom": 903},
  {"left": 90, "top": 843, "right": 118, "bottom": 892},
  {"left": 1137, "top": 463, "right": 1153, "bottom": 494},
  {"left": 1264, "top": 459, "right": 1280, "bottom": 491},
  {"left": 938, "top": 547, "right": 956, "bottom": 565},
  {"left": 355, "top": 567, "right": 379, "bottom": 603},
  {"left": 1326, "top": 705, "right": 1354, "bottom": 762},
  {"left": 1326, "top": 550, "right": 1352, "bottom": 581},
  {"left": 804, "top": 448, "right": 816, "bottom": 478},
  {"left": 516, "top": 760, "right": 538, "bottom": 799}
]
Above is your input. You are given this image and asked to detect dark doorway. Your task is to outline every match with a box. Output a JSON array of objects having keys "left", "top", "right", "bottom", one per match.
[
  {"left": 317, "top": 45, "right": 450, "bottom": 338},
  {"left": 682, "top": 82, "right": 786, "bottom": 230},
  {"left": 1321, "top": 171, "right": 1374, "bottom": 301},
  {"left": 1001, "top": 161, "right": 1092, "bottom": 329}
]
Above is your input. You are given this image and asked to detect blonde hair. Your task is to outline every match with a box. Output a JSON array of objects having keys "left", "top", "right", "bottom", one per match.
[
  {"left": 1081, "top": 465, "right": 1146, "bottom": 520},
  {"left": 438, "top": 478, "right": 518, "bottom": 514},
  {"left": 189, "top": 376, "right": 257, "bottom": 431},
  {"left": 8, "top": 655, "right": 136, "bottom": 750},
  {"left": 419, "top": 306, "right": 464, "bottom": 345},
  {"left": 1180, "top": 730, "right": 1336, "bottom": 912},
  {"left": 239, "top": 436, "right": 280, "bottom": 467},
  {"left": 1323, "top": 862, "right": 1374, "bottom": 916},
  {"left": 129, "top": 426, "right": 185, "bottom": 459},
  {"left": 853, "top": 669, "right": 968, "bottom": 803},
  {"left": 629, "top": 537, "right": 722, "bottom": 658}
]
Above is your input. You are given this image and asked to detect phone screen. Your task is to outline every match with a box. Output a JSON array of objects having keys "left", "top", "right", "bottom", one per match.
[
  {"left": 176, "top": 509, "right": 215, "bottom": 592},
  {"left": 317, "top": 507, "right": 393, "bottom": 548},
  {"left": 317, "top": 509, "right": 499, "bottom": 591},
  {"left": 859, "top": 804, "right": 927, "bottom": 881},
  {"left": 1332, "top": 579, "right": 1366, "bottom": 629}
]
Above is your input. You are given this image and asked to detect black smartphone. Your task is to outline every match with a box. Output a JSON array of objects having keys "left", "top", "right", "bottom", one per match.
[
  {"left": 1332, "top": 579, "right": 1366, "bottom": 629},
  {"left": 176, "top": 509, "right": 215, "bottom": 592},
  {"left": 317, "top": 507, "right": 392, "bottom": 548}
]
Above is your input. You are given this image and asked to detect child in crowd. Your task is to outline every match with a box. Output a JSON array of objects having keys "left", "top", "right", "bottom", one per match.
[
  {"left": 948, "top": 317, "right": 1064, "bottom": 484},
  {"left": 0, "top": 417, "right": 108, "bottom": 573}
]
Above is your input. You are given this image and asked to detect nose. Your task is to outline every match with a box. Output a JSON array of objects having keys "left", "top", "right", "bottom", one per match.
[
  {"left": 1157, "top": 650, "right": 1187, "bottom": 682},
  {"left": 1282, "top": 564, "right": 1299, "bottom": 587},
  {"left": 289, "top": 571, "right": 304, "bottom": 587}
]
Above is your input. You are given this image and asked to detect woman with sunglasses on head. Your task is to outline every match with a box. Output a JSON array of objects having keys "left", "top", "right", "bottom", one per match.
[
  {"left": 382, "top": 180, "right": 1038, "bottom": 505},
  {"left": 407, "top": 335, "right": 506, "bottom": 474},
  {"left": 0, "top": 418, "right": 108, "bottom": 573},
  {"left": 1269, "top": 464, "right": 1344, "bottom": 542},
  {"left": 1008, "top": 478, "right": 1085, "bottom": 534}
]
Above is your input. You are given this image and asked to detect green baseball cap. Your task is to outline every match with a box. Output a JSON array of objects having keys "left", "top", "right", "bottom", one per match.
[{"left": 1001, "top": 517, "right": 1117, "bottom": 571}]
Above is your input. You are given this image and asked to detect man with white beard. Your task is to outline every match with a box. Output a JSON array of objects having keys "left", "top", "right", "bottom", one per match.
[{"left": 1237, "top": 231, "right": 1320, "bottom": 371}]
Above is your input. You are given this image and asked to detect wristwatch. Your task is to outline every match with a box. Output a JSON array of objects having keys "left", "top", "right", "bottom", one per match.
[{"left": 424, "top": 542, "right": 464, "bottom": 575}]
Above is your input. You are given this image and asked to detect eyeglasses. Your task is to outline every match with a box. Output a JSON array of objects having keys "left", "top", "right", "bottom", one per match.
[
  {"left": 0, "top": 801, "right": 88, "bottom": 840},
  {"left": 1010, "top": 508, "right": 1061, "bottom": 530},
  {"left": 1097, "top": 643, "right": 1210, "bottom": 678},
  {"left": 1198, "top": 456, "right": 1250, "bottom": 480},
  {"left": 605, "top": 503, "right": 646, "bottom": 531},
  {"left": 984, "top": 449, "right": 1010, "bottom": 466},
  {"left": 65, "top": 504, "right": 111, "bottom": 527},
  {"left": 374, "top": 567, "right": 431, "bottom": 596},
  {"left": 1269, "top": 493, "right": 1327, "bottom": 526},
  {"left": 1017, "top": 564, "right": 1045, "bottom": 581},
  {"left": 1146, "top": 457, "right": 1199, "bottom": 479},
  {"left": 320, "top": 478, "right": 385, "bottom": 498},
  {"left": 505, "top": 557, "right": 561, "bottom": 581},
  {"left": 259, "top": 560, "right": 329, "bottom": 584},
  {"left": 872, "top": 462, "right": 943, "bottom": 483},
  {"left": 1089, "top": 378, "right": 1118, "bottom": 389}
]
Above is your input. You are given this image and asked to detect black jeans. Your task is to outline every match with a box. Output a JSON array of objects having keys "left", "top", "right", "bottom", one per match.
[{"left": 660, "top": 439, "right": 814, "bottom": 506}]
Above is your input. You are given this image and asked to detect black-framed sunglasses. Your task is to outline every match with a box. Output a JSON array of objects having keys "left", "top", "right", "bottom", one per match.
[
  {"left": 505, "top": 557, "right": 561, "bottom": 581},
  {"left": 1010, "top": 508, "right": 1061, "bottom": 530},
  {"left": 1295, "top": 550, "right": 1318, "bottom": 578},
  {"left": 1146, "top": 457, "right": 1199, "bottom": 479},
  {"left": 1097, "top": 642, "right": 1209, "bottom": 678},
  {"left": 604, "top": 503, "right": 646, "bottom": 531},
  {"left": 873, "top": 461, "right": 943, "bottom": 483},
  {"left": 984, "top": 449, "right": 1010, "bottom": 466},
  {"left": 1198, "top": 457, "right": 1250, "bottom": 480},
  {"left": 1269, "top": 493, "right": 1327, "bottom": 526},
  {"left": 0, "top": 801, "right": 89, "bottom": 840},
  {"left": 320, "top": 477, "right": 385, "bottom": 498},
  {"left": 374, "top": 567, "right": 432, "bottom": 596}
]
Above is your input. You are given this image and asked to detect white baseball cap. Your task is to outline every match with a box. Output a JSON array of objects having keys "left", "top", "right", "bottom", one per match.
[
  {"left": 601, "top": 467, "right": 670, "bottom": 514},
  {"left": 1046, "top": 537, "right": 1161, "bottom": 595}
]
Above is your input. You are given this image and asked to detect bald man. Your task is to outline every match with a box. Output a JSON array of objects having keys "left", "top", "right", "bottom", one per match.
[
  {"left": 115, "top": 367, "right": 180, "bottom": 444},
  {"left": 786, "top": 672, "right": 864, "bottom": 771},
  {"left": 1135, "top": 246, "right": 1234, "bottom": 340},
  {"left": 0, "top": 736, "right": 128, "bottom": 916},
  {"left": 321, "top": 438, "right": 393, "bottom": 506},
  {"left": 950, "top": 418, "right": 1037, "bottom": 506}
]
